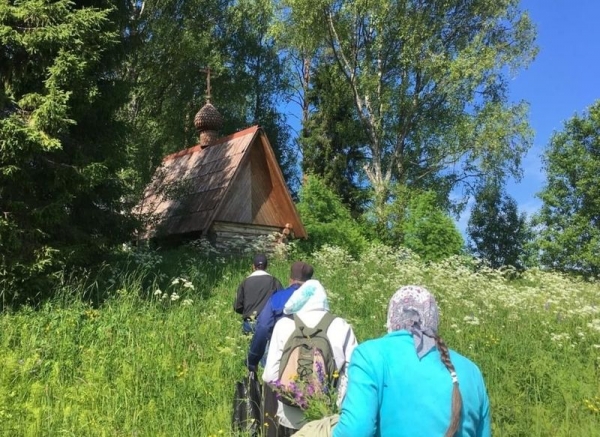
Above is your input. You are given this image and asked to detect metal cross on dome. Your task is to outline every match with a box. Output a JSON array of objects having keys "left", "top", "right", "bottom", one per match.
[{"left": 200, "top": 67, "right": 215, "bottom": 103}]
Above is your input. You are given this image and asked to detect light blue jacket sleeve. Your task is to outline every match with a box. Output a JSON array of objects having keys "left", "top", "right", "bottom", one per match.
[
  {"left": 333, "top": 346, "right": 379, "bottom": 437},
  {"left": 477, "top": 378, "right": 491, "bottom": 437}
]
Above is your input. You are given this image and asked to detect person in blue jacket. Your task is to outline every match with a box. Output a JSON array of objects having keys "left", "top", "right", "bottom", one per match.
[
  {"left": 245, "top": 261, "right": 313, "bottom": 437},
  {"left": 333, "top": 285, "right": 491, "bottom": 437},
  {"left": 246, "top": 261, "right": 314, "bottom": 371}
]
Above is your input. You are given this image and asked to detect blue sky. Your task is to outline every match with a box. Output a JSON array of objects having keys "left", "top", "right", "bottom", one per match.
[{"left": 457, "top": 0, "right": 600, "bottom": 232}]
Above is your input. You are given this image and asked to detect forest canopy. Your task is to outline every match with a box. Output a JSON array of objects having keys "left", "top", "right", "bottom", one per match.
[{"left": 3, "top": 0, "right": 597, "bottom": 302}]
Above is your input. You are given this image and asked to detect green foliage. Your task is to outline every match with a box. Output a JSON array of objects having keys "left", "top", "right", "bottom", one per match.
[
  {"left": 401, "top": 191, "right": 464, "bottom": 262},
  {"left": 0, "top": 0, "right": 136, "bottom": 305},
  {"left": 300, "top": 61, "right": 369, "bottom": 215},
  {"left": 296, "top": 175, "right": 368, "bottom": 257},
  {"left": 364, "top": 186, "right": 462, "bottom": 261},
  {"left": 123, "top": 0, "right": 296, "bottom": 190},
  {"left": 118, "top": 0, "right": 229, "bottom": 188},
  {"left": 0, "top": 0, "right": 543, "bottom": 308},
  {"left": 468, "top": 182, "right": 532, "bottom": 269},
  {"left": 275, "top": 0, "right": 538, "bottom": 234},
  {"left": 534, "top": 100, "right": 600, "bottom": 277},
  {"left": 1, "top": 245, "right": 600, "bottom": 435},
  {"left": 222, "top": 0, "right": 297, "bottom": 185}
]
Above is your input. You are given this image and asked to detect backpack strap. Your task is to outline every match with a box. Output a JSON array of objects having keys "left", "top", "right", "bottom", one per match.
[
  {"left": 334, "top": 326, "right": 353, "bottom": 384},
  {"left": 314, "top": 312, "right": 337, "bottom": 334},
  {"left": 292, "top": 313, "right": 305, "bottom": 330},
  {"left": 291, "top": 312, "right": 337, "bottom": 337},
  {"left": 342, "top": 326, "right": 352, "bottom": 356}
]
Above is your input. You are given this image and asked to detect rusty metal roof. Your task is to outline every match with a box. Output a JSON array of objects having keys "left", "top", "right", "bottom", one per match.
[{"left": 136, "top": 126, "right": 307, "bottom": 239}]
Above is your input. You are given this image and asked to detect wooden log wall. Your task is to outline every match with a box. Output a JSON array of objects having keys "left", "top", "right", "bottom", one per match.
[{"left": 209, "top": 221, "right": 289, "bottom": 255}]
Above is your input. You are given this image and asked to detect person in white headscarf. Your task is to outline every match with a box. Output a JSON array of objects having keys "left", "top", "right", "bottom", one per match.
[
  {"left": 262, "top": 279, "right": 357, "bottom": 436},
  {"left": 333, "top": 285, "right": 491, "bottom": 437}
]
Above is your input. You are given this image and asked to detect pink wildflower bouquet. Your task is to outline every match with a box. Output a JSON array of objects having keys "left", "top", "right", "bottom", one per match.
[{"left": 270, "top": 362, "right": 340, "bottom": 422}]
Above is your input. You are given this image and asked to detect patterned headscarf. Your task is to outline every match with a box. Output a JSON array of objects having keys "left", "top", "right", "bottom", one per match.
[
  {"left": 387, "top": 286, "right": 440, "bottom": 359},
  {"left": 284, "top": 279, "right": 330, "bottom": 314}
]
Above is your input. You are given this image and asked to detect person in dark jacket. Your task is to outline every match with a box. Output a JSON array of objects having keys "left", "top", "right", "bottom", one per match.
[
  {"left": 246, "top": 261, "right": 314, "bottom": 370},
  {"left": 234, "top": 254, "right": 283, "bottom": 334},
  {"left": 245, "top": 261, "right": 314, "bottom": 437}
]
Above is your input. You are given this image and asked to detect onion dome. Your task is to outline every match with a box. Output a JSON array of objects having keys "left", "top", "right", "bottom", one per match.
[
  {"left": 194, "top": 102, "right": 224, "bottom": 148},
  {"left": 194, "top": 102, "right": 224, "bottom": 132}
]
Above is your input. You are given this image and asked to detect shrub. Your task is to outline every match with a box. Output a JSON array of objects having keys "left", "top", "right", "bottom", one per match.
[
  {"left": 403, "top": 191, "right": 464, "bottom": 261},
  {"left": 296, "top": 175, "right": 369, "bottom": 257}
]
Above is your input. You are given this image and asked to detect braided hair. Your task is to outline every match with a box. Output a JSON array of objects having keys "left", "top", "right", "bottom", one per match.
[
  {"left": 435, "top": 335, "right": 463, "bottom": 437},
  {"left": 387, "top": 286, "right": 464, "bottom": 436}
]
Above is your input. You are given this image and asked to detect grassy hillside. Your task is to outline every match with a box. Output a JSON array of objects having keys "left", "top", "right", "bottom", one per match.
[{"left": 1, "top": 244, "right": 599, "bottom": 436}]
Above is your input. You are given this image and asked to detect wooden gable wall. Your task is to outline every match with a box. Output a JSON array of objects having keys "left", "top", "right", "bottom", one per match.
[
  {"left": 250, "top": 137, "right": 280, "bottom": 225},
  {"left": 250, "top": 135, "right": 305, "bottom": 236},
  {"left": 215, "top": 133, "right": 287, "bottom": 227},
  {"left": 211, "top": 130, "right": 306, "bottom": 238}
]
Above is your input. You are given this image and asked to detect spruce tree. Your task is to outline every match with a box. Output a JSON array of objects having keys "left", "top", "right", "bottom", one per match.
[
  {"left": 468, "top": 183, "right": 530, "bottom": 269},
  {"left": 0, "top": 0, "right": 134, "bottom": 303}
]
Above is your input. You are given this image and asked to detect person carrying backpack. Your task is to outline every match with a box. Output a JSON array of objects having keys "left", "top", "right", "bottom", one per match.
[
  {"left": 262, "top": 279, "right": 357, "bottom": 436},
  {"left": 246, "top": 261, "right": 315, "bottom": 371},
  {"left": 246, "top": 261, "right": 314, "bottom": 437}
]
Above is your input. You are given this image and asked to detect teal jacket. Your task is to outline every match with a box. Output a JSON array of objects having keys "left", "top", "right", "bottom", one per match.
[{"left": 333, "top": 331, "right": 491, "bottom": 437}]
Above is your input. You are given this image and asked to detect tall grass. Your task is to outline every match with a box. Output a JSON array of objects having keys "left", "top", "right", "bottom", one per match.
[{"left": 1, "top": 243, "right": 599, "bottom": 436}]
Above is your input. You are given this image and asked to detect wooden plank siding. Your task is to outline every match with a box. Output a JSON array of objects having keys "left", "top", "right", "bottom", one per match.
[
  {"left": 136, "top": 125, "right": 306, "bottom": 242},
  {"left": 250, "top": 137, "right": 277, "bottom": 223},
  {"left": 251, "top": 135, "right": 306, "bottom": 238},
  {"left": 217, "top": 160, "right": 253, "bottom": 223}
]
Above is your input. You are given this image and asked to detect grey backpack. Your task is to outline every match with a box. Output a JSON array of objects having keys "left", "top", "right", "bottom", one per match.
[{"left": 276, "top": 313, "right": 338, "bottom": 408}]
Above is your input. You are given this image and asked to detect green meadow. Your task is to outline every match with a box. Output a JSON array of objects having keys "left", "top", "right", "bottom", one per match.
[{"left": 1, "top": 243, "right": 599, "bottom": 436}]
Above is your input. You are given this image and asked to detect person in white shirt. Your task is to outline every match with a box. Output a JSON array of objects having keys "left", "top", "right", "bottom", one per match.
[{"left": 262, "top": 279, "right": 357, "bottom": 436}]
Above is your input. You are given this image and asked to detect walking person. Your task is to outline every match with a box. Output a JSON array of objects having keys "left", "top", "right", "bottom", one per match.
[
  {"left": 234, "top": 254, "right": 283, "bottom": 335},
  {"left": 246, "top": 261, "right": 314, "bottom": 437},
  {"left": 262, "top": 279, "right": 357, "bottom": 436},
  {"left": 246, "top": 261, "right": 314, "bottom": 370},
  {"left": 332, "top": 285, "right": 491, "bottom": 437}
]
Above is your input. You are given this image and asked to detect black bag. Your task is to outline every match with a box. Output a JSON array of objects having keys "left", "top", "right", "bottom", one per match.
[{"left": 232, "top": 371, "right": 262, "bottom": 436}]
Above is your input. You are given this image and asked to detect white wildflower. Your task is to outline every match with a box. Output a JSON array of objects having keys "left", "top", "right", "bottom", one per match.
[
  {"left": 171, "top": 293, "right": 180, "bottom": 301},
  {"left": 154, "top": 288, "right": 162, "bottom": 296},
  {"left": 463, "top": 315, "right": 480, "bottom": 326},
  {"left": 550, "top": 333, "right": 571, "bottom": 345},
  {"left": 587, "top": 319, "right": 600, "bottom": 332},
  {"left": 182, "top": 298, "right": 193, "bottom": 306},
  {"left": 171, "top": 278, "right": 180, "bottom": 285}
]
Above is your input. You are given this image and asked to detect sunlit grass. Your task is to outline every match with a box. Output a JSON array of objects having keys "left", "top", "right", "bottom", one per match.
[{"left": 1, "top": 243, "right": 599, "bottom": 436}]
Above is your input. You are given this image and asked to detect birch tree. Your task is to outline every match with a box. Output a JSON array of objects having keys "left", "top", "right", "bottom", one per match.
[
  {"left": 535, "top": 101, "right": 600, "bottom": 276},
  {"left": 277, "top": 0, "right": 537, "bottom": 229}
]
